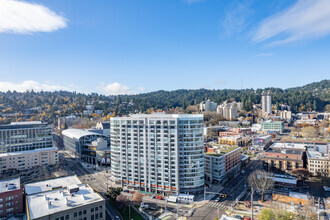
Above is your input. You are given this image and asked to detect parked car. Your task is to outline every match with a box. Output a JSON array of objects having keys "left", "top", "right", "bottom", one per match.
[
  {"left": 123, "top": 190, "right": 129, "bottom": 193},
  {"left": 323, "top": 186, "right": 330, "bottom": 192},
  {"left": 233, "top": 215, "right": 243, "bottom": 220}
]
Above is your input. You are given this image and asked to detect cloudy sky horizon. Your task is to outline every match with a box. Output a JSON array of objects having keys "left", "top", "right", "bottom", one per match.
[{"left": 0, "top": 0, "right": 329, "bottom": 95}]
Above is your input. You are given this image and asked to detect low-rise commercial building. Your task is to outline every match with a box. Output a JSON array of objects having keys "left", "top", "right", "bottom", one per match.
[
  {"left": 307, "top": 151, "right": 330, "bottom": 177},
  {"left": 218, "top": 136, "right": 249, "bottom": 147},
  {"left": 204, "top": 145, "right": 241, "bottom": 185},
  {"left": 0, "top": 177, "right": 24, "bottom": 218},
  {"left": 281, "top": 138, "right": 329, "bottom": 154},
  {"left": 250, "top": 135, "right": 272, "bottom": 151},
  {"left": 219, "top": 128, "right": 252, "bottom": 137},
  {"left": 25, "top": 176, "right": 105, "bottom": 220},
  {"left": 0, "top": 147, "right": 58, "bottom": 173},
  {"left": 263, "top": 143, "right": 307, "bottom": 172}
]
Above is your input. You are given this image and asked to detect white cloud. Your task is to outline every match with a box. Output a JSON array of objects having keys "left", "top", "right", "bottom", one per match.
[
  {"left": 99, "top": 82, "right": 132, "bottom": 95},
  {"left": 256, "top": 53, "right": 274, "bottom": 57},
  {"left": 0, "top": 80, "right": 70, "bottom": 92},
  {"left": 216, "top": 80, "right": 225, "bottom": 85},
  {"left": 222, "top": 2, "right": 252, "bottom": 36},
  {"left": 0, "top": 0, "right": 67, "bottom": 34},
  {"left": 253, "top": 0, "right": 330, "bottom": 45},
  {"left": 138, "top": 87, "right": 146, "bottom": 92}
]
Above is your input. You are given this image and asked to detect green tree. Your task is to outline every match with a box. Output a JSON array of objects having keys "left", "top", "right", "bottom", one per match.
[
  {"left": 258, "top": 208, "right": 275, "bottom": 220},
  {"left": 106, "top": 187, "right": 123, "bottom": 200}
]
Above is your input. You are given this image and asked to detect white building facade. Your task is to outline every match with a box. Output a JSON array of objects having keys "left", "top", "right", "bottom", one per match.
[
  {"left": 262, "top": 92, "right": 272, "bottom": 114},
  {"left": 200, "top": 100, "right": 217, "bottom": 112},
  {"left": 110, "top": 114, "right": 204, "bottom": 195}
]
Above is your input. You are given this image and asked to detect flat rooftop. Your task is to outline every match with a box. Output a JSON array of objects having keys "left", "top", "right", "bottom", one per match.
[
  {"left": 0, "top": 121, "right": 49, "bottom": 130},
  {"left": 266, "top": 148, "right": 304, "bottom": 155},
  {"left": 27, "top": 183, "right": 104, "bottom": 219},
  {"left": 25, "top": 175, "right": 82, "bottom": 195},
  {"left": 0, "top": 147, "right": 57, "bottom": 158},
  {"left": 270, "top": 142, "right": 306, "bottom": 150},
  {"left": 0, "top": 177, "right": 20, "bottom": 193},
  {"left": 307, "top": 151, "right": 329, "bottom": 160},
  {"left": 281, "top": 137, "right": 329, "bottom": 143},
  {"left": 111, "top": 113, "right": 203, "bottom": 119},
  {"left": 205, "top": 144, "right": 239, "bottom": 157}
]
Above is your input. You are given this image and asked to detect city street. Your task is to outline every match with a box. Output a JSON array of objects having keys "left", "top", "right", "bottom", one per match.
[
  {"left": 59, "top": 150, "right": 121, "bottom": 220},
  {"left": 190, "top": 157, "right": 263, "bottom": 220}
]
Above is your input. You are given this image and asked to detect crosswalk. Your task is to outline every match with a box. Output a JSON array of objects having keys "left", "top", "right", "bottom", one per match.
[{"left": 207, "top": 201, "right": 228, "bottom": 209}]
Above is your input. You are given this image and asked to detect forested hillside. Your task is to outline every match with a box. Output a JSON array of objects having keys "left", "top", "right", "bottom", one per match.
[{"left": 0, "top": 80, "right": 329, "bottom": 124}]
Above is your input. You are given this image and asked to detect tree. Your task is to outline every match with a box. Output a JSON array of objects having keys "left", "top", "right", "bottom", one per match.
[
  {"left": 116, "top": 194, "right": 130, "bottom": 209},
  {"left": 301, "top": 126, "right": 318, "bottom": 138},
  {"left": 106, "top": 187, "right": 123, "bottom": 200},
  {"left": 258, "top": 208, "right": 275, "bottom": 220},
  {"left": 248, "top": 170, "right": 274, "bottom": 201},
  {"left": 292, "top": 168, "right": 310, "bottom": 181},
  {"left": 132, "top": 191, "right": 143, "bottom": 205}
]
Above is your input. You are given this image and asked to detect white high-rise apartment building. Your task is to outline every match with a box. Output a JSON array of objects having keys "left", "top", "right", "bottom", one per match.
[
  {"left": 200, "top": 100, "right": 217, "bottom": 112},
  {"left": 217, "top": 101, "right": 238, "bottom": 120},
  {"left": 262, "top": 91, "right": 272, "bottom": 114},
  {"left": 110, "top": 114, "right": 204, "bottom": 195}
]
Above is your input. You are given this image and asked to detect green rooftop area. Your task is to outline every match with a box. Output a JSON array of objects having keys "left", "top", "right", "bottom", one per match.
[
  {"left": 205, "top": 144, "right": 238, "bottom": 156},
  {"left": 281, "top": 137, "right": 330, "bottom": 143}
]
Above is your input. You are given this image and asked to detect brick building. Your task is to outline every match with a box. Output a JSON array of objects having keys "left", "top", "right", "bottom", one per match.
[
  {"left": 263, "top": 144, "right": 307, "bottom": 172},
  {"left": 204, "top": 145, "right": 241, "bottom": 185},
  {"left": 219, "top": 128, "right": 252, "bottom": 137},
  {"left": 0, "top": 177, "right": 24, "bottom": 218}
]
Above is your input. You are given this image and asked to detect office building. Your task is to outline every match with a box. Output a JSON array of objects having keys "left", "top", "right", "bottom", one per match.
[
  {"left": 204, "top": 145, "right": 241, "bottom": 185},
  {"left": 0, "top": 177, "right": 24, "bottom": 218},
  {"left": 0, "top": 122, "right": 57, "bottom": 173},
  {"left": 0, "top": 147, "right": 58, "bottom": 173},
  {"left": 261, "top": 121, "right": 284, "bottom": 133},
  {"left": 307, "top": 151, "right": 330, "bottom": 177},
  {"left": 25, "top": 176, "right": 105, "bottom": 220},
  {"left": 200, "top": 100, "right": 217, "bottom": 112},
  {"left": 110, "top": 114, "right": 204, "bottom": 195},
  {"left": 0, "top": 122, "right": 52, "bottom": 153},
  {"left": 261, "top": 91, "right": 272, "bottom": 114},
  {"left": 62, "top": 129, "right": 109, "bottom": 165}
]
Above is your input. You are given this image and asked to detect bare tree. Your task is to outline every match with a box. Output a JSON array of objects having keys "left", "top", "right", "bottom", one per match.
[
  {"left": 116, "top": 194, "right": 129, "bottom": 209},
  {"left": 132, "top": 191, "right": 143, "bottom": 205},
  {"left": 248, "top": 170, "right": 274, "bottom": 202},
  {"left": 292, "top": 168, "right": 310, "bottom": 182},
  {"left": 301, "top": 126, "right": 318, "bottom": 138}
]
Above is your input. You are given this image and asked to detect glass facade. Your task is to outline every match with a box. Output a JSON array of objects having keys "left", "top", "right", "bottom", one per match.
[{"left": 0, "top": 122, "right": 52, "bottom": 153}]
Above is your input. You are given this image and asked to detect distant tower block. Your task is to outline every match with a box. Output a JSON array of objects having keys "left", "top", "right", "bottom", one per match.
[{"left": 262, "top": 91, "right": 272, "bottom": 114}]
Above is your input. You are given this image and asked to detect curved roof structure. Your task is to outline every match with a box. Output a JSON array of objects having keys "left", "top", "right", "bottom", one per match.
[{"left": 62, "top": 129, "right": 106, "bottom": 140}]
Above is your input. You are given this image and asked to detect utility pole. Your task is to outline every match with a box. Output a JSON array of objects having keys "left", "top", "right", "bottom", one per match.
[
  {"left": 318, "top": 197, "right": 320, "bottom": 220},
  {"left": 204, "top": 186, "right": 207, "bottom": 200},
  {"left": 251, "top": 187, "right": 254, "bottom": 220}
]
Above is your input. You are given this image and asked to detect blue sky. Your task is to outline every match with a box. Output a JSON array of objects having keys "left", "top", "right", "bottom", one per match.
[{"left": 0, "top": 0, "right": 329, "bottom": 95}]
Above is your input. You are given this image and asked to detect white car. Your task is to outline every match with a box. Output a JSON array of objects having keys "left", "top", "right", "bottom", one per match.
[{"left": 323, "top": 186, "right": 330, "bottom": 192}]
